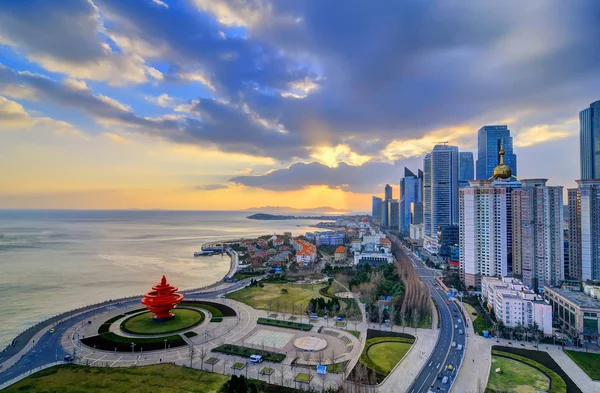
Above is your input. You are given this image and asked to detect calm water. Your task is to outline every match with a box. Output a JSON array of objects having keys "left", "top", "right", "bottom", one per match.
[{"left": 0, "top": 210, "right": 320, "bottom": 348}]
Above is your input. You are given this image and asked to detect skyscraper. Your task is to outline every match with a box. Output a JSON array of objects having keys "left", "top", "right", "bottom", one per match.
[
  {"left": 579, "top": 100, "right": 600, "bottom": 179},
  {"left": 384, "top": 184, "right": 392, "bottom": 200},
  {"left": 568, "top": 179, "right": 600, "bottom": 281},
  {"left": 459, "top": 152, "right": 474, "bottom": 188},
  {"left": 476, "top": 125, "right": 517, "bottom": 180},
  {"left": 512, "top": 179, "right": 564, "bottom": 292},
  {"left": 459, "top": 144, "right": 521, "bottom": 287},
  {"left": 386, "top": 199, "right": 400, "bottom": 230},
  {"left": 423, "top": 144, "right": 459, "bottom": 248},
  {"left": 371, "top": 196, "right": 382, "bottom": 222},
  {"left": 400, "top": 168, "right": 423, "bottom": 234}
]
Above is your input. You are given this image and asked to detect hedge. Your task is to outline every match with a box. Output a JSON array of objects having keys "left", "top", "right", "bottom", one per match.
[
  {"left": 257, "top": 317, "right": 312, "bottom": 331},
  {"left": 81, "top": 332, "right": 186, "bottom": 352},
  {"left": 366, "top": 329, "right": 415, "bottom": 340},
  {"left": 124, "top": 308, "right": 146, "bottom": 315},
  {"left": 491, "top": 346, "right": 581, "bottom": 393},
  {"left": 183, "top": 331, "right": 198, "bottom": 338},
  {"left": 97, "top": 314, "right": 125, "bottom": 335},
  {"left": 212, "top": 344, "right": 285, "bottom": 362},
  {"left": 178, "top": 301, "right": 236, "bottom": 317}
]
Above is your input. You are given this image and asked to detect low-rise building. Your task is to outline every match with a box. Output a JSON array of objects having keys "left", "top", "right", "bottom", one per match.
[
  {"left": 482, "top": 277, "right": 552, "bottom": 336},
  {"left": 544, "top": 285, "right": 600, "bottom": 340},
  {"left": 351, "top": 238, "right": 362, "bottom": 252},
  {"left": 354, "top": 252, "right": 395, "bottom": 266},
  {"left": 269, "top": 251, "right": 291, "bottom": 267},
  {"left": 294, "top": 239, "right": 317, "bottom": 265},
  {"left": 409, "top": 223, "right": 424, "bottom": 247},
  {"left": 334, "top": 246, "right": 346, "bottom": 262}
]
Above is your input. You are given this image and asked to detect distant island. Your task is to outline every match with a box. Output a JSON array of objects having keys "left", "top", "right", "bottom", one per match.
[
  {"left": 247, "top": 213, "right": 364, "bottom": 221},
  {"left": 245, "top": 206, "right": 350, "bottom": 215}
]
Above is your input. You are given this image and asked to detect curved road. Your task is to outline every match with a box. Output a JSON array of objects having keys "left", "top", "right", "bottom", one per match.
[
  {"left": 0, "top": 278, "right": 253, "bottom": 386},
  {"left": 390, "top": 238, "right": 466, "bottom": 393}
]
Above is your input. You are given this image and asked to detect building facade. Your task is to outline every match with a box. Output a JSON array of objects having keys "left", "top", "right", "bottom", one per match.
[
  {"left": 476, "top": 125, "right": 517, "bottom": 180},
  {"left": 579, "top": 100, "right": 600, "bottom": 179},
  {"left": 512, "top": 179, "right": 564, "bottom": 291},
  {"left": 372, "top": 196, "right": 382, "bottom": 223},
  {"left": 459, "top": 151, "right": 474, "bottom": 188},
  {"left": 400, "top": 168, "right": 423, "bottom": 234},
  {"left": 482, "top": 277, "right": 552, "bottom": 336},
  {"left": 544, "top": 285, "right": 600, "bottom": 340},
  {"left": 568, "top": 179, "right": 600, "bottom": 281},
  {"left": 423, "top": 144, "right": 459, "bottom": 248},
  {"left": 384, "top": 184, "right": 392, "bottom": 201}
]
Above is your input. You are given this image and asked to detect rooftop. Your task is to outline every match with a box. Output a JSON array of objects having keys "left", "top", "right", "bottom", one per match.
[
  {"left": 545, "top": 286, "right": 600, "bottom": 309},
  {"left": 334, "top": 246, "right": 345, "bottom": 253}
]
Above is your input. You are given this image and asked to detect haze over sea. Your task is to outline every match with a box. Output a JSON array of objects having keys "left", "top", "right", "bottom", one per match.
[{"left": 0, "top": 210, "right": 320, "bottom": 349}]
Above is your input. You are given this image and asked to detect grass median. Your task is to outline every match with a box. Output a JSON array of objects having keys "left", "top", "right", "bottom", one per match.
[{"left": 359, "top": 336, "right": 415, "bottom": 376}]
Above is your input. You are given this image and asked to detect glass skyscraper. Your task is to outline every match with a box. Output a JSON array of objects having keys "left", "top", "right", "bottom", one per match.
[
  {"left": 579, "top": 100, "right": 600, "bottom": 179},
  {"left": 476, "top": 125, "right": 517, "bottom": 180},
  {"left": 459, "top": 152, "right": 474, "bottom": 188},
  {"left": 371, "top": 196, "right": 382, "bottom": 222},
  {"left": 400, "top": 167, "right": 423, "bottom": 234}
]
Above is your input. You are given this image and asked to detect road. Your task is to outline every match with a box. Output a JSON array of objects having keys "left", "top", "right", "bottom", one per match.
[
  {"left": 388, "top": 237, "right": 466, "bottom": 393},
  {"left": 0, "top": 278, "right": 253, "bottom": 386}
]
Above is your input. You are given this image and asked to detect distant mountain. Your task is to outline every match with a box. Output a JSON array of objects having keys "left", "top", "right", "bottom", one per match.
[{"left": 245, "top": 206, "right": 350, "bottom": 215}]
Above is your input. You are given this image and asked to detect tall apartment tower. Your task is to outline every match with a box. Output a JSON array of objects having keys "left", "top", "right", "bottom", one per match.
[
  {"left": 384, "top": 184, "right": 393, "bottom": 201},
  {"left": 568, "top": 179, "right": 600, "bottom": 281},
  {"left": 400, "top": 168, "right": 423, "bottom": 234},
  {"left": 371, "top": 196, "right": 382, "bottom": 222},
  {"left": 459, "top": 152, "right": 474, "bottom": 188},
  {"left": 512, "top": 179, "right": 564, "bottom": 292},
  {"left": 476, "top": 125, "right": 517, "bottom": 180},
  {"left": 579, "top": 100, "right": 600, "bottom": 179},
  {"left": 423, "top": 145, "right": 459, "bottom": 247},
  {"left": 460, "top": 144, "right": 521, "bottom": 287}
]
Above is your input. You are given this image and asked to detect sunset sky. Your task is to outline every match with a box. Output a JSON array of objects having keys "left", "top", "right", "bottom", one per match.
[{"left": 1, "top": 0, "right": 599, "bottom": 211}]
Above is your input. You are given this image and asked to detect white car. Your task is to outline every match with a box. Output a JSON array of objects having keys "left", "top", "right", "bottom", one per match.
[
  {"left": 451, "top": 341, "right": 456, "bottom": 347},
  {"left": 457, "top": 344, "right": 463, "bottom": 350}
]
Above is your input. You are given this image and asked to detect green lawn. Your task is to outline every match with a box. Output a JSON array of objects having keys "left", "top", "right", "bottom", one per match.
[
  {"left": 295, "top": 372, "right": 313, "bottom": 383},
  {"left": 232, "top": 362, "right": 246, "bottom": 370},
  {"left": 487, "top": 356, "right": 550, "bottom": 393},
  {"left": 120, "top": 309, "right": 204, "bottom": 335},
  {"left": 367, "top": 342, "right": 412, "bottom": 375},
  {"left": 226, "top": 283, "right": 325, "bottom": 313},
  {"left": 260, "top": 367, "right": 274, "bottom": 375},
  {"left": 359, "top": 336, "right": 415, "bottom": 376},
  {"left": 3, "top": 364, "right": 228, "bottom": 393},
  {"left": 323, "top": 361, "right": 349, "bottom": 374},
  {"left": 565, "top": 350, "right": 600, "bottom": 380}
]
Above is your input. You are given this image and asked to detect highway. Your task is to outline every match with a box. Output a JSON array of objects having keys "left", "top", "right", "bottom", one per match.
[{"left": 389, "top": 237, "right": 466, "bottom": 393}]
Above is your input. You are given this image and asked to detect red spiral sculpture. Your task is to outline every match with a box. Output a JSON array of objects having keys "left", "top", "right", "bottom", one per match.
[{"left": 141, "top": 275, "right": 184, "bottom": 321}]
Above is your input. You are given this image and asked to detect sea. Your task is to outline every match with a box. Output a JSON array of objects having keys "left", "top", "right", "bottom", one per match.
[{"left": 0, "top": 210, "right": 323, "bottom": 349}]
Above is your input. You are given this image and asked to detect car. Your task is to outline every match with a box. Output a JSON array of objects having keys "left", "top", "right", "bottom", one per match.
[
  {"left": 442, "top": 376, "right": 449, "bottom": 384},
  {"left": 447, "top": 364, "right": 454, "bottom": 371},
  {"left": 445, "top": 301, "right": 450, "bottom": 305},
  {"left": 336, "top": 316, "right": 343, "bottom": 321},
  {"left": 457, "top": 319, "right": 462, "bottom": 324},
  {"left": 64, "top": 354, "right": 74, "bottom": 362},
  {"left": 249, "top": 355, "right": 263, "bottom": 363},
  {"left": 451, "top": 341, "right": 456, "bottom": 347},
  {"left": 457, "top": 344, "right": 463, "bottom": 350},
  {"left": 454, "top": 324, "right": 458, "bottom": 329},
  {"left": 459, "top": 330, "right": 464, "bottom": 335},
  {"left": 49, "top": 328, "right": 55, "bottom": 334}
]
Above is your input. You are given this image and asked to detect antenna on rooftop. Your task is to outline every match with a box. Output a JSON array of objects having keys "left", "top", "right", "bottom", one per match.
[{"left": 433, "top": 141, "right": 449, "bottom": 145}]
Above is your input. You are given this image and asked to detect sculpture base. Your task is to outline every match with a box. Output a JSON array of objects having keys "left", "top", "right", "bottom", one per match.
[{"left": 152, "top": 313, "right": 175, "bottom": 322}]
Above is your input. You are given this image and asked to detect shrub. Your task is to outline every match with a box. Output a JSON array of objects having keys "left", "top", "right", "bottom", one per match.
[
  {"left": 256, "top": 317, "right": 312, "bottom": 331},
  {"left": 81, "top": 333, "right": 186, "bottom": 352}
]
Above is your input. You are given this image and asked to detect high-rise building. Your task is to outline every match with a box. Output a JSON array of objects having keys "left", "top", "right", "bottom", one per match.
[
  {"left": 459, "top": 144, "right": 521, "bottom": 287},
  {"left": 371, "top": 196, "right": 382, "bottom": 223},
  {"left": 512, "top": 179, "right": 564, "bottom": 292},
  {"left": 459, "top": 152, "right": 474, "bottom": 188},
  {"left": 386, "top": 199, "right": 400, "bottom": 230},
  {"left": 423, "top": 144, "right": 459, "bottom": 250},
  {"left": 476, "top": 125, "right": 517, "bottom": 180},
  {"left": 384, "top": 184, "right": 392, "bottom": 201},
  {"left": 579, "top": 100, "right": 600, "bottom": 179},
  {"left": 410, "top": 202, "right": 423, "bottom": 225},
  {"left": 568, "top": 179, "right": 600, "bottom": 281},
  {"left": 400, "top": 168, "right": 423, "bottom": 234}
]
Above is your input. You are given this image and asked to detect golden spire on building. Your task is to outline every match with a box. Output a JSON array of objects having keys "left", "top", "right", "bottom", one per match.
[{"left": 493, "top": 139, "right": 512, "bottom": 179}]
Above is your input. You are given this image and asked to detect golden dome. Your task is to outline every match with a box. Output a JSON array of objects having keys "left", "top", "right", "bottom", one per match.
[
  {"left": 493, "top": 164, "right": 512, "bottom": 179},
  {"left": 492, "top": 139, "right": 512, "bottom": 180}
]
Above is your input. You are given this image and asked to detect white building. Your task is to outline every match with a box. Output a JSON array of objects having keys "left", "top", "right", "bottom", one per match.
[
  {"left": 409, "top": 223, "right": 424, "bottom": 246},
  {"left": 354, "top": 252, "right": 395, "bottom": 266},
  {"left": 512, "top": 179, "right": 564, "bottom": 291},
  {"left": 482, "top": 277, "right": 552, "bottom": 336},
  {"left": 293, "top": 239, "right": 316, "bottom": 265},
  {"left": 362, "top": 233, "right": 385, "bottom": 246}
]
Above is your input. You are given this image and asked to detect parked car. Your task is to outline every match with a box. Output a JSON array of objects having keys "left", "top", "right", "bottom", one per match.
[
  {"left": 249, "top": 355, "right": 263, "bottom": 363},
  {"left": 49, "top": 328, "right": 55, "bottom": 334},
  {"left": 64, "top": 355, "right": 74, "bottom": 362}
]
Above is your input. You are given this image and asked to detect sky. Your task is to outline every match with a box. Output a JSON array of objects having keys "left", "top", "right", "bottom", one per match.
[{"left": 1, "top": 0, "right": 599, "bottom": 211}]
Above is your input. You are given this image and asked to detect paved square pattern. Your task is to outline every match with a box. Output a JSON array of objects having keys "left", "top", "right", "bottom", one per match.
[{"left": 244, "top": 329, "right": 294, "bottom": 349}]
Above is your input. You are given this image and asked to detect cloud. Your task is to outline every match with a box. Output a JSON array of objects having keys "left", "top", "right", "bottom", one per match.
[
  {"left": 0, "top": 95, "right": 86, "bottom": 139},
  {"left": 146, "top": 93, "right": 179, "bottom": 108},
  {"left": 195, "top": 184, "right": 229, "bottom": 191},
  {"left": 0, "top": 0, "right": 161, "bottom": 85},
  {"left": 230, "top": 159, "right": 422, "bottom": 193}
]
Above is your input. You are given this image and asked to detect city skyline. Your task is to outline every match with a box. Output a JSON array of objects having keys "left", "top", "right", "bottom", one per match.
[{"left": 1, "top": 1, "right": 599, "bottom": 210}]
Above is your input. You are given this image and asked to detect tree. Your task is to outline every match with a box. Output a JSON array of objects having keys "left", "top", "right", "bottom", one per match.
[
  {"left": 219, "top": 375, "right": 257, "bottom": 393},
  {"left": 200, "top": 346, "right": 207, "bottom": 370}
]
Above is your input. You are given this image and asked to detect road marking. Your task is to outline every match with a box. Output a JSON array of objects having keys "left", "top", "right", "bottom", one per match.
[
  {"left": 90, "top": 355, "right": 106, "bottom": 365},
  {"left": 109, "top": 356, "right": 122, "bottom": 367}
]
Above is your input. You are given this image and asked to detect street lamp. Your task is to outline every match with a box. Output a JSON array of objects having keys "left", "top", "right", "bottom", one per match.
[
  {"left": 131, "top": 342, "right": 135, "bottom": 355},
  {"left": 164, "top": 339, "right": 168, "bottom": 361}
]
